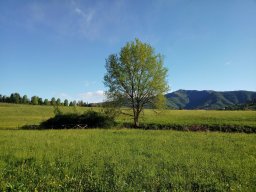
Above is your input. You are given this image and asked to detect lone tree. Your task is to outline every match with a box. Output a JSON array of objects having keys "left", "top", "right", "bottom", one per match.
[{"left": 104, "top": 38, "right": 169, "bottom": 127}]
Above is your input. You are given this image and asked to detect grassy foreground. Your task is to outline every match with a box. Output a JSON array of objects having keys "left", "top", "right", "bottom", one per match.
[
  {"left": 0, "top": 129, "right": 256, "bottom": 191},
  {"left": 1, "top": 103, "right": 256, "bottom": 130}
]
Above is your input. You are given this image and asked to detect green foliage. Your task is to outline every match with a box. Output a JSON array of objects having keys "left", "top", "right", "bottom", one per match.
[
  {"left": 10, "top": 93, "right": 21, "bottom": 104},
  {"left": 0, "top": 130, "right": 255, "bottom": 191},
  {"left": 53, "top": 105, "right": 63, "bottom": 115},
  {"left": 0, "top": 92, "right": 78, "bottom": 107},
  {"left": 64, "top": 99, "right": 69, "bottom": 106},
  {"left": 56, "top": 98, "right": 61, "bottom": 106},
  {"left": 31, "top": 96, "right": 39, "bottom": 105},
  {"left": 104, "top": 38, "right": 169, "bottom": 127},
  {"left": 51, "top": 97, "right": 56, "bottom": 105},
  {"left": 22, "top": 95, "right": 29, "bottom": 104},
  {"left": 101, "top": 101, "right": 121, "bottom": 120},
  {"left": 40, "top": 110, "right": 115, "bottom": 129},
  {"left": 44, "top": 99, "right": 50, "bottom": 105},
  {"left": 69, "top": 101, "right": 74, "bottom": 106},
  {"left": 38, "top": 97, "right": 43, "bottom": 105}
]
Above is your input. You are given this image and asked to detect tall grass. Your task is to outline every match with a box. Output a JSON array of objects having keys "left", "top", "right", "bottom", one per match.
[{"left": 0, "top": 129, "right": 255, "bottom": 191}]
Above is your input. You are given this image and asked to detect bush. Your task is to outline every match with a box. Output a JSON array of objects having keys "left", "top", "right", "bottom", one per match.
[
  {"left": 122, "top": 123, "right": 256, "bottom": 133},
  {"left": 40, "top": 111, "right": 115, "bottom": 129}
]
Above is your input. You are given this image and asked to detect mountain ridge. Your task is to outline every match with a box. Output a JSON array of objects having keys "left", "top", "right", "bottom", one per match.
[{"left": 165, "top": 90, "right": 256, "bottom": 109}]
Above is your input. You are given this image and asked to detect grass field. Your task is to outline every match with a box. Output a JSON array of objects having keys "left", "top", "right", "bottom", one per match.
[
  {"left": 0, "top": 103, "right": 256, "bottom": 191},
  {"left": 0, "top": 130, "right": 256, "bottom": 191},
  {"left": 0, "top": 103, "right": 88, "bottom": 129},
  {"left": 1, "top": 103, "right": 256, "bottom": 130}
]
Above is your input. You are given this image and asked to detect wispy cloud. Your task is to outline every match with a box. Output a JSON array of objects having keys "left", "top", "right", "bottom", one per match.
[
  {"left": 74, "top": 7, "right": 94, "bottom": 24},
  {"left": 70, "top": 0, "right": 100, "bottom": 40},
  {"left": 0, "top": 0, "right": 137, "bottom": 41},
  {"left": 69, "top": 0, "right": 130, "bottom": 41}
]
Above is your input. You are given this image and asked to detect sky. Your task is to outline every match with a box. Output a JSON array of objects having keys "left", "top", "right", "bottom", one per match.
[{"left": 0, "top": 0, "right": 256, "bottom": 103}]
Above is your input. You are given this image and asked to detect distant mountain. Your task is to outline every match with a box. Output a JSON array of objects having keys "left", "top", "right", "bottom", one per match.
[{"left": 165, "top": 90, "right": 256, "bottom": 109}]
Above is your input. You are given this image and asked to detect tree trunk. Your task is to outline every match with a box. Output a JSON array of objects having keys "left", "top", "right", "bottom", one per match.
[
  {"left": 133, "top": 111, "right": 140, "bottom": 128},
  {"left": 134, "top": 117, "right": 139, "bottom": 128}
]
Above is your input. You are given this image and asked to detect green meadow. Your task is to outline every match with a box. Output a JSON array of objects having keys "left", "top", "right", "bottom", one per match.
[
  {"left": 0, "top": 103, "right": 87, "bottom": 129},
  {"left": 0, "top": 103, "right": 256, "bottom": 191},
  {"left": 1, "top": 130, "right": 256, "bottom": 191},
  {"left": 1, "top": 103, "right": 256, "bottom": 130}
]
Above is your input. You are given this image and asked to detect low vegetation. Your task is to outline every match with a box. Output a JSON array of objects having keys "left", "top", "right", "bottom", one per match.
[
  {"left": 0, "top": 130, "right": 255, "bottom": 191},
  {"left": 0, "top": 103, "right": 87, "bottom": 129},
  {"left": 1, "top": 103, "right": 256, "bottom": 132},
  {"left": 40, "top": 111, "right": 115, "bottom": 129},
  {"left": 0, "top": 103, "right": 256, "bottom": 190}
]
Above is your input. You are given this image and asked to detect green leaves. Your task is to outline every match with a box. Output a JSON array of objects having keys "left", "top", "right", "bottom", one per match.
[{"left": 104, "top": 38, "right": 169, "bottom": 127}]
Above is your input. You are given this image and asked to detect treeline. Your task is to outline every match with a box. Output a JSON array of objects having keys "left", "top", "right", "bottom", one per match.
[
  {"left": 224, "top": 99, "right": 256, "bottom": 110},
  {"left": 0, "top": 92, "right": 92, "bottom": 107}
]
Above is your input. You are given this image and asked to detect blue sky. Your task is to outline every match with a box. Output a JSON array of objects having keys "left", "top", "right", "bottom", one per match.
[{"left": 1, "top": 0, "right": 256, "bottom": 103}]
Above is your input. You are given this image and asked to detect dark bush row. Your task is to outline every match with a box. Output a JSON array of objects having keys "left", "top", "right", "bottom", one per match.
[
  {"left": 41, "top": 111, "right": 115, "bottom": 129},
  {"left": 21, "top": 111, "right": 116, "bottom": 129},
  {"left": 123, "top": 123, "right": 256, "bottom": 133}
]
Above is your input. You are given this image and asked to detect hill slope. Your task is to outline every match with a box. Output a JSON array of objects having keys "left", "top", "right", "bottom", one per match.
[{"left": 166, "top": 90, "right": 256, "bottom": 109}]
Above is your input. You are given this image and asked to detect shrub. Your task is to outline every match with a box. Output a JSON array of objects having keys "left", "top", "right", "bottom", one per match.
[
  {"left": 40, "top": 111, "right": 115, "bottom": 129},
  {"left": 122, "top": 123, "right": 256, "bottom": 133}
]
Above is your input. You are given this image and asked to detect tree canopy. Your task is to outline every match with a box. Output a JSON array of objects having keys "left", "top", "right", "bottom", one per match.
[
  {"left": 0, "top": 92, "right": 76, "bottom": 107},
  {"left": 104, "top": 38, "right": 169, "bottom": 127}
]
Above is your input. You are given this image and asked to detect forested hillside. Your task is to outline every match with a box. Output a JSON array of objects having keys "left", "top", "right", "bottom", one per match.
[{"left": 166, "top": 90, "right": 256, "bottom": 109}]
